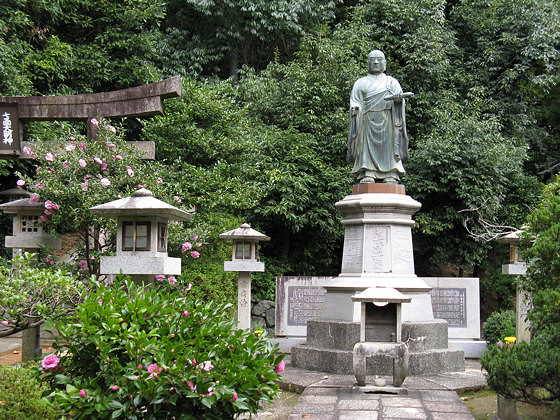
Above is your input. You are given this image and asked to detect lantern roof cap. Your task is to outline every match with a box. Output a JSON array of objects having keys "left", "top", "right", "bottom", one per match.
[
  {"left": 90, "top": 188, "right": 191, "bottom": 221},
  {"left": 219, "top": 223, "right": 270, "bottom": 241},
  {"left": 496, "top": 228, "right": 526, "bottom": 244},
  {"left": 0, "top": 197, "right": 44, "bottom": 213},
  {"left": 351, "top": 287, "right": 411, "bottom": 304},
  {"left": 0, "top": 187, "right": 32, "bottom": 199}
]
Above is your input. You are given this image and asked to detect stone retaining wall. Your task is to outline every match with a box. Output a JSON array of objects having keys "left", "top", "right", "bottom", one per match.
[{"left": 251, "top": 299, "right": 275, "bottom": 336}]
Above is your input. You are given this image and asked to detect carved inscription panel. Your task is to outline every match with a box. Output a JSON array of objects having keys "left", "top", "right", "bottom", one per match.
[
  {"left": 431, "top": 288, "right": 467, "bottom": 328},
  {"left": 287, "top": 286, "right": 327, "bottom": 326}
]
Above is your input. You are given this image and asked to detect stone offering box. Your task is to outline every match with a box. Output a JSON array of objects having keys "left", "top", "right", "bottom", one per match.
[{"left": 352, "top": 287, "right": 410, "bottom": 387}]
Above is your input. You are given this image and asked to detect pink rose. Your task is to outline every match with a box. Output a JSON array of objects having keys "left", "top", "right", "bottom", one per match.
[
  {"left": 22, "top": 146, "right": 33, "bottom": 155},
  {"left": 16, "top": 179, "right": 25, "bottom": 186},
  {"left": 45, "top": 152, "right": 54, "bottom": 161},
  {"left": 41, "top": 354, "right": 60, "bottom": 370},
  {"left": 168, "top": 276, "right": 177, "bottom": 285},
  {"left": 90, "top": 118, "right": 99, "bottom": 126},
  {"left": 30, "top": 194, "right": 39, "bottom": 202},
  {"left": 81, "top": 181, "right": 89, "bottom": 191},
  {"left": 79, "top": 389, "right": 86, "bottom": 398},
  {"left": 78, "top": 260, "right": 88, "bottom": 270},
  {"left": 65, "top": 144, "right": 76, "bottom": 152},
  {"left": 100, "top": 178, "right": 111, "bottom": 187},
  {"left": 181, "top": 242, "right": 192, "bottom": 252},
  {"left": 44, "top": 200, "right": 59, "bottom": 211},
  {"left": 1, "top": 320, "right": 9, "bottom": 326},
  {"left": 35, "top": 183, "right": 45, "bottom": 190},
  {"left": 232, "top": 393, "right": 238, "bottom": 401},
  {"left": 155, "top": 274, "right": 165, "bottom": 282},
  {"left": 69, "top": 136, "right": 76, "bottom": 141},
  {"left": 78, "top": 142, "right": 86, "bottom": 150},
  {"left": 156, "top": 177, "right": 163, "bottom": 183},
  {"left": 78, "top": 159, "right": 86, "bottom": 167},
  {"left": 101, "top": 159, "right": 107, "bottom": 170},
  {"left": 275, "top": 360, "right": 285, "bottom": 374},
  {"left": 182, "top": 311, "right": 189, "bottom": 317},
  {"left": 111, "top": 385, "right": 119, "bottom": 391},
  {"left": 115, "top": 155, "right": 122, "bottom": 160},
  {"left": 138, "top": 364, "right": 143, "bottom": 370},
  {"left": 40, "top": 215, "right": 48, "bottom": 222},
  {"left": 126, "top": 166, "right": 134, "bottom": 177},
  {"left": 94, "top": 157, "right": 103, "bottom": 165},
  {"left": 173, "top": 196, "right": 181, "bottom": 203},
  {"left": 191, "top": 251, "right": 200, "bottom": 258},
  {"left": 107, "top": 125, "right": 116, "bottom": 133}
]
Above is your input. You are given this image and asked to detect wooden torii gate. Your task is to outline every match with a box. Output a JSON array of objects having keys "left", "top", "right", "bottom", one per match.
[{"left": 0, "top": 76, "right": 182, "bottom": 159}]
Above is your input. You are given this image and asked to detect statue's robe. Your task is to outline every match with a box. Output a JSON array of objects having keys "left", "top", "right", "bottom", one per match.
[{"left": 348, "top": 73, "right": 408, "bottom": 181}]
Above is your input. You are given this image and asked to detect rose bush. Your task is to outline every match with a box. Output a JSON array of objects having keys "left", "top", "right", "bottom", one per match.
[{"left": 35, "top": 274, "right": 283, "bottom": 419}]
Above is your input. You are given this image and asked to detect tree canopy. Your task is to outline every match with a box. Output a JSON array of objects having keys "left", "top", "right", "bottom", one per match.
[{"left": 1, "top": 0, "right": 559, "bottom": 304}]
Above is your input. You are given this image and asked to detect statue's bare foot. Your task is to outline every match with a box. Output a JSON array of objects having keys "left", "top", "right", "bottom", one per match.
[
  {"left": 360, "top": 176, "right": 375, "bottom": 183},
  {"left": 383, "top": 177, "right": 399, "bottom": 184}
]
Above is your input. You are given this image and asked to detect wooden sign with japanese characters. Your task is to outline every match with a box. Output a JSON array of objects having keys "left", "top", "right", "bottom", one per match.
[{"left": 0, "top": 103, "right": 21, "bottom": 156}]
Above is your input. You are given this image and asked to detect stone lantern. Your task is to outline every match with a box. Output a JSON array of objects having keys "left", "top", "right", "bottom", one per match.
[
  {"left": 0, "top": 197, "right": 61, "bottom": 255},
  {"left": 351, "top": 286, "right": 411, "bottom": 388},
  {"left": 497, "top": 229, "right": 530, "bottom": 343},
  {"left": 90, "top": 188, "right": 191, "bottom": 283},
  {"left": 219, "top": 223, "right": 270, "bottom": 330},
  {"left": 0, "top": 187, "right": 32, "bottom": 203}
]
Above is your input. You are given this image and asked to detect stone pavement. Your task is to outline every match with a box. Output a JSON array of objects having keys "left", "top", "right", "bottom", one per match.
[{"left": 279, "top": 357, "right": 486, "bottom": 419}]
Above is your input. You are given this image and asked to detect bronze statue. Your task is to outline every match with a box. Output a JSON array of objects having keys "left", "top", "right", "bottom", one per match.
[{"left": 347, "top": 50, "right": 413, "bottom": 184}]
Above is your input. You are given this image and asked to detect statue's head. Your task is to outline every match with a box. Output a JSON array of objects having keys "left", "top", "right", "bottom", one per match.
[{"left": 367, "top": 50, "right": 386, "bottom": 74}]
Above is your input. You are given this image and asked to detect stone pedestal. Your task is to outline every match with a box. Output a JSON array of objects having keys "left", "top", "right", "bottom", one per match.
[
  {"left": 322, "top": 192, "right": 434, "bottom": 322},
  {"left": 237, "top": 272, "right": 252, "bottom": 330},
  {"left": 293, "top": 188, "right": 464, "bottom": 375}
]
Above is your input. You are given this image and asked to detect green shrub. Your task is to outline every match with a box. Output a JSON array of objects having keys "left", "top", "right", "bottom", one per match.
[
  {"left": 0, "top": 365, "right": 58, "bottom": 420},
  {"left": 480, "top": 336, "right": 560, "bottom": 408},
  {"left": 482, "top": 310, "right": 516, "bottom": 345},
  {"left": 35, "top": 275, "right": 283, "bottom": 419}
]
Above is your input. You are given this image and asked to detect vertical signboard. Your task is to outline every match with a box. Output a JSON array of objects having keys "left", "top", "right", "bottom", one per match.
[{"left": 0, "top": 103, "right": 20, "bottom": 155}]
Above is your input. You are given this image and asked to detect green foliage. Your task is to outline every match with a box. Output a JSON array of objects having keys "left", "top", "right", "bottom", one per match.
[
  {"left": 480, "top": 336, "right": 560, "bottom": 407},
  {"left": 405, "top": 99, "right": 539, "bottom": 271},
  {"left": 482, "top": 310, "right": 516, "bottom": 345},
  {"left": 0, "top": 252, "right": 86, "bottom": 337},
  {"left": 36, "top": 275, "right": 283, "bottom": 419},
  {"left": 521, "top": 176, "right": 560, "bottom": 342},
  {"left": 159, "top": 0, "right": 339, "bottom": 77},
  {"left": 0, "top": 365, "right": 58, "bottom": 420}
]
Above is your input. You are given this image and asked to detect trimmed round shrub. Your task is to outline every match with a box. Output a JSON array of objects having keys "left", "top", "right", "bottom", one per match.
[
  {"left": 482, "top": 310, "right": 516, "bottom": 345},
  {"left": 480, "top": 335, "right": 560, "bottom": 407},
  {"left": 35, "top": 274, "right": 284, "bottom": 419},
  {"left": 0, "top": 365, "right": 58, "bottom": 419}
]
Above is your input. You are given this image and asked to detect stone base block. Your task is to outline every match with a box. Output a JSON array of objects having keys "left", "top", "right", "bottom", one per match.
[
  {"left": 402, "top": 319, "right": 449, "bottom": 350},
  {"left": 292, "top": 345, "right": 354, "bottom": 374},
  {"left": 408, "top": 346, "right": 465, "bottom": 375},
  {"left": 450, "top": 339, "right": 488, "bottom": 358},
  {"left": 306, "top": 319, "right": 360, "bottom": 351},
  {"left": 292, "top": 344, "right": 464, "bottom": 376}
]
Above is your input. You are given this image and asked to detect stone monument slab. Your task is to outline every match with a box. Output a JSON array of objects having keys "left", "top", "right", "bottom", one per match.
[
  {"left": 275, "top": 276, "right": 332, "bottom": 336},
  {"left": 422, "top": 277, "right": 480, "bottom": 339}
]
